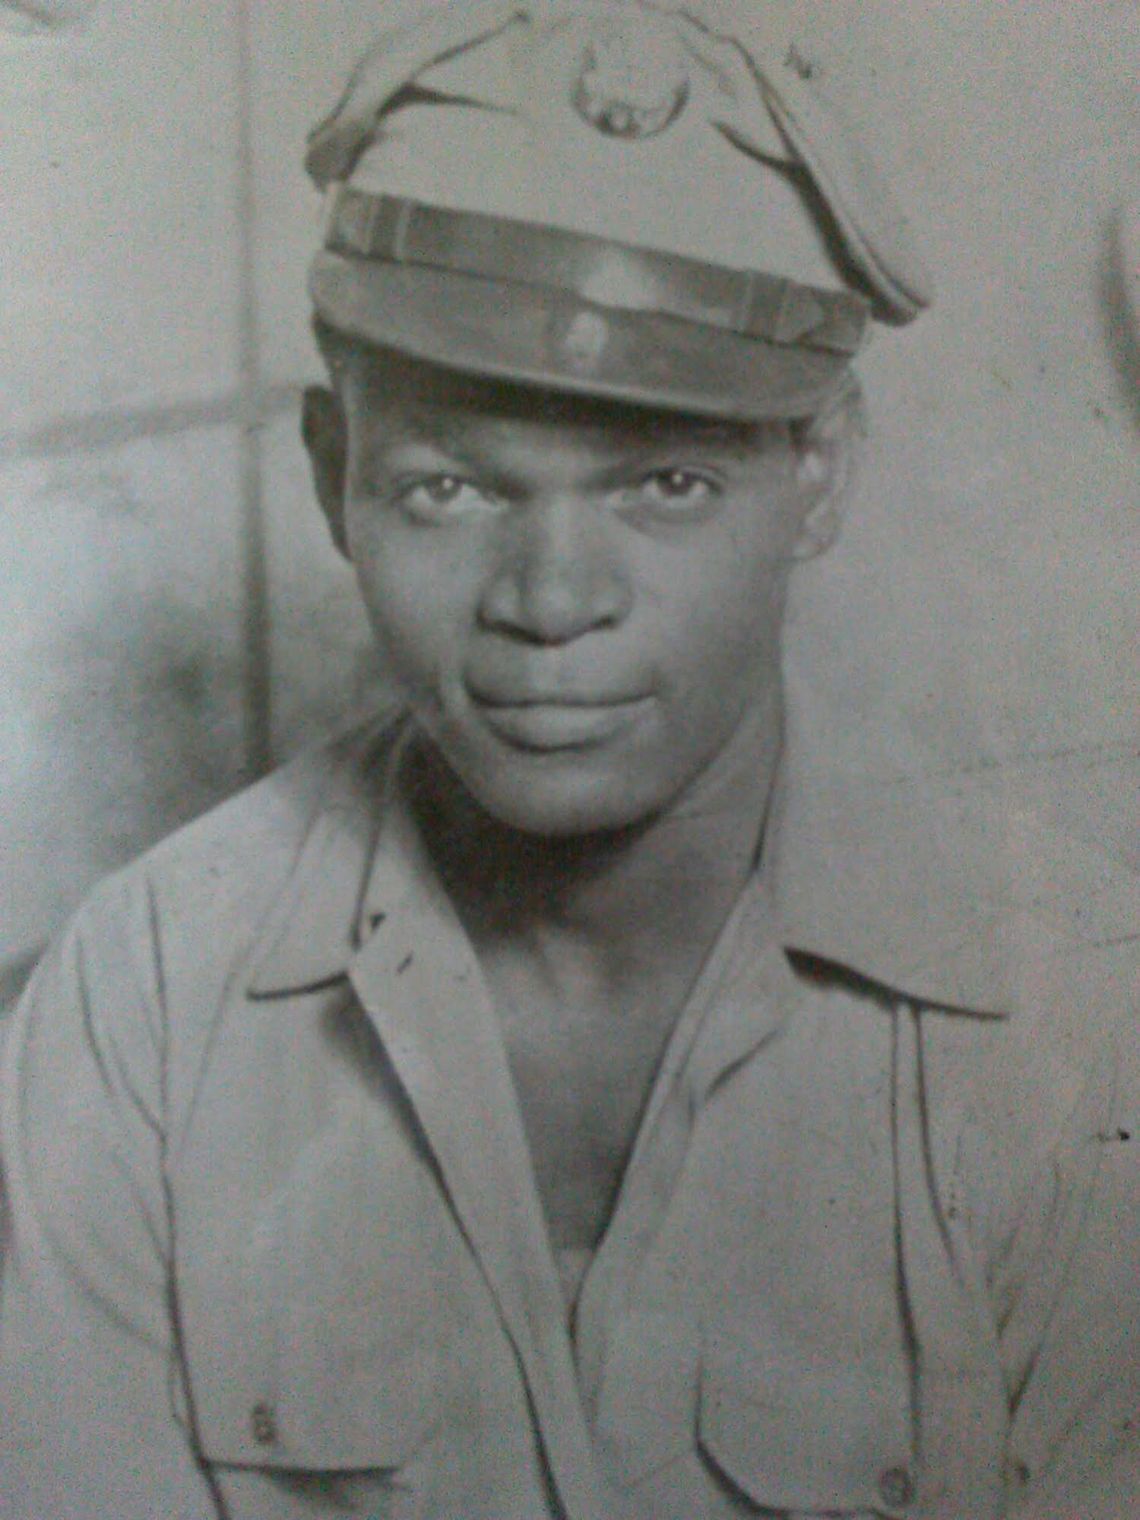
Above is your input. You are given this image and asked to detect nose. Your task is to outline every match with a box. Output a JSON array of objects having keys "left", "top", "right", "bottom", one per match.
[{"left": 478, "top": 493, "right": 632, "bottom": 644}]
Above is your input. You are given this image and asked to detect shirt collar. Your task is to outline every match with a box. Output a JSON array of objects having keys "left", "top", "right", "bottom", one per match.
[
  {"left": 243, "top": 720, "right": 400, "bottom": 997},
  {"left": 244, "top": 707, "right": 1088, "bottom": 1017}
]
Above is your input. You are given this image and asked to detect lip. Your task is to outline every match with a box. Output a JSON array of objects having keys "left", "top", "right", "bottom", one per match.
[{"left": 471, "top": 694, "right": 654, "bottom": 751}]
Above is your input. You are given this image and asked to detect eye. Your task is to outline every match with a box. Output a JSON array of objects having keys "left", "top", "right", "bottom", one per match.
[
  {"left": 616, "top": 468, "right": 722, "bottom": 518},
  {"left": 391, "top": 474, "right": 498, "bottom": 523}
]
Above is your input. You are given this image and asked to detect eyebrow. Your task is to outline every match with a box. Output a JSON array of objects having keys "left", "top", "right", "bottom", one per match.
[
  {"left": 639, "top": 417, "right": 778, "bottom": 457},
  {"left": 352, "top": 412, "right": 517, "bottom": 498},
  {"left": 364, "top": 409, "right": 475, "bottom": 457}
]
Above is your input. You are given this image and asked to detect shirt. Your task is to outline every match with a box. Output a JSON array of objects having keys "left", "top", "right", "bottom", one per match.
[{"left": 1, "top": 715, "right": 1137, "bottom": 1519}]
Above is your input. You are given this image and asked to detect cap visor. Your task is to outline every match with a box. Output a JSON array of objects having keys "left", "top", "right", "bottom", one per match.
[{"left": 310, "top": 254, "right": 849, "bottom": 421}]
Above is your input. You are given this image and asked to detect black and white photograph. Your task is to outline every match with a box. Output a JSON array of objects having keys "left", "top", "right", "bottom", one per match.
[{"left": 1, "top": 3, "right": 1138, "bottom": 1516}]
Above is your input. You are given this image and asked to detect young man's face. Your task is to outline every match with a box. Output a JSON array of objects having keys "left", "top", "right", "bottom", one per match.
[{"left": 316, "top": 354, "right": 834, "bottom": 837}]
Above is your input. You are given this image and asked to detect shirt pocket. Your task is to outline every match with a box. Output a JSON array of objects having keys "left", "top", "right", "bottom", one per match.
[
  {"left": 178, "top": 1297, "right": 447, "bottom": 1475},
  {"left": 172, "top": 1092, "right": 477, "bottom": 1477},
  {"left": 697, "top": 1331, "right": 916, "bottom": 1518}
]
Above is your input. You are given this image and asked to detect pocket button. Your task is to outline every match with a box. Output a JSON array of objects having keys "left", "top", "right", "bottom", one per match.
[
  {"left": 878, "top": 1465, "right": 914, "bottom": 1510},
  {"left": 250, "top": 1401, "right": 279, "bottom": 1447}
]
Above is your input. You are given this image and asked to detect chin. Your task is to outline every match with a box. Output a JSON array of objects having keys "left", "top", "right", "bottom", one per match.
[
  {"left": 421, "top": 700, "right": 679, "bottom": 838},
  {"left": 457, "top": 751, "right": 666, "bottom": 839}
]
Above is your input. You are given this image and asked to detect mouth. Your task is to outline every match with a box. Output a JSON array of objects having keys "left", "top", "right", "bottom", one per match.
[{"left": 470, "top": 692, "right": 654, "bottom": 752}]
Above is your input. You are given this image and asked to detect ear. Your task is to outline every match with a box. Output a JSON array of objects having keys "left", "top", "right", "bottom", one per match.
[
  {"left": 302, "top": 384, "right": 350, "bottom": 556},
  {"left": 789, "top": 387, "right": 862, "bottom": 561}
]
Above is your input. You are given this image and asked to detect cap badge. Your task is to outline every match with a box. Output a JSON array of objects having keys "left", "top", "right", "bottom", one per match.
[
  {"left": 572, "top": 14, "right": 689, "bottom": 140},
  {"left": 558, "top": 310, "right": 611, "bottom": 373}
]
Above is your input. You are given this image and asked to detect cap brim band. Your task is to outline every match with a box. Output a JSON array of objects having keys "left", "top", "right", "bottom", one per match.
[
  {"left": 326, "top": 192, "right": 868, "bottom": 357},
  {"left": 310, "top": 254, "right": 852, "bottom": 420}
]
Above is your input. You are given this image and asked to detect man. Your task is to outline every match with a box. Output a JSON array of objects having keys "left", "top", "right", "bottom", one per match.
[{"left": 1, "top": 4, "right": 1137, "bottom": 1517}]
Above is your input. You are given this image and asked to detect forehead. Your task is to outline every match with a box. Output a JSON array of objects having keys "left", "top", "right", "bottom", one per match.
[{"left": 339, "top": 345, "right": 788, "bottom": 463}]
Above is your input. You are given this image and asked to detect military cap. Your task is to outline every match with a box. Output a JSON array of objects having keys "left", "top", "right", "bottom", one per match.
[{"left": 307, "top": 0, "right": 933, "bottom": 419}]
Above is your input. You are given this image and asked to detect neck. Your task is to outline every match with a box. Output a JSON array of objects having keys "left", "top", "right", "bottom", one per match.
[{"left": 404, "top": 695, "right": 783, "bottom": 989}]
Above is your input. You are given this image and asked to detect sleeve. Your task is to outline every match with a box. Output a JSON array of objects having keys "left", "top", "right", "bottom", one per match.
[
  {"left": 0, "top": 872, "right": 225, "bottom": 1520},
  {"left": 990, "top": 994, "right": 1140, "bottom": 1520}
]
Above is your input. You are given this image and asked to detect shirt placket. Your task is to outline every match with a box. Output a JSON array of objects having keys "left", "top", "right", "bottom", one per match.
[
  {"left": 574, "top": 885, "right": 801, "bottom": 1414},
  {"left": 349, "top": 799, "right": 613, "bottom": 1520}
]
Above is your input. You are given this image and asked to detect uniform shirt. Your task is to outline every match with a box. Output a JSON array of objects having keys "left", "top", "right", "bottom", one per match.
[{"left": 1, "top": 717, "right": 1137, "bottom": 1520}]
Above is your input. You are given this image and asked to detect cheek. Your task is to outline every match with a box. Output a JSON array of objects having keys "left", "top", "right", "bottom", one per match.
[
  {"left": 710, "top": 491, "right": 801, "bottom": 653},
  {"left": 346, "top": 511, "right": 482, "bottom": 689},
  {"left": 643, "top": 528, "right": 791, "bottom": 695}
]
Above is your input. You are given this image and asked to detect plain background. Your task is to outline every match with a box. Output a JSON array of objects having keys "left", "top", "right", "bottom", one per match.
[{"left": 1, "top": 0, "right": 1138, "bottom": 1018}]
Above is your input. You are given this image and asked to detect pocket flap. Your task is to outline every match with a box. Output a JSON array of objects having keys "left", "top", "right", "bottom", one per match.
[{"left": 698, "top": 1334, "right": 914, "bottom": 1516}]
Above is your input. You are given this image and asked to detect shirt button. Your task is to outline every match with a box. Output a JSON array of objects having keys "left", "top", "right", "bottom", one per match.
[
  {"left": 250, "top": 1401, "right": 278, "bottom": 1446},
  {"left": 878, "top": 1465, "right": 914, "bottom": 1509}
]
